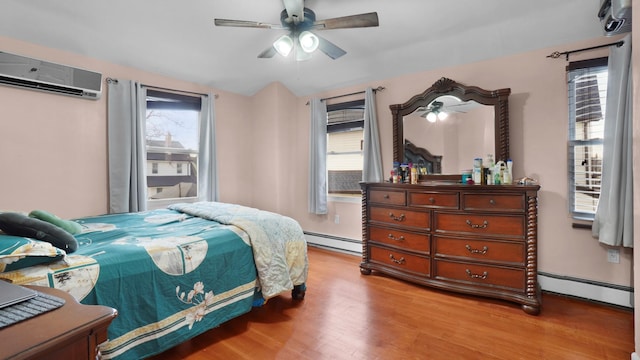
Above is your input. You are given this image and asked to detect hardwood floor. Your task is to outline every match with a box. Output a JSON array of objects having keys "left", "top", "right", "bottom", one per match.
[{"left": 149, "top": 246, "right": 634, "bottom": 360}]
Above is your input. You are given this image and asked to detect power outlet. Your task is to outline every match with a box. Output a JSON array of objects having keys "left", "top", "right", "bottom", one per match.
[
  {"left": 334, "top": 215, "right": 340, "bottom": 224},
  {"left": 607, "top": 249, "right": 620, "bottom": 264}
]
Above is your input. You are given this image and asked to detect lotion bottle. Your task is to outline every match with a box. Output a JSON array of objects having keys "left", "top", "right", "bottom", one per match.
[{"left": 504, "top": 159, "right": 513, "bottom": 184}]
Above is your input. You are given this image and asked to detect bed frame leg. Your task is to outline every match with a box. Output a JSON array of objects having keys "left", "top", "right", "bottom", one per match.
[{"left": 292, "top": 284, "right": 306, "bottom": 300}]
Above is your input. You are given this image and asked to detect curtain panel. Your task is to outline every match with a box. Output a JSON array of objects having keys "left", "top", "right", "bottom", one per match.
[
  {"left": 198, "top": 93, "right": 219, "bottom": 202},
  {"left": 592, "top": 34, "right": 633, "bottom": 248},
  {"left": 107, "top": 79, "right": 148, "bottom": 213},
  {"left": 362, "top": 87, "right": 383, "bottom": 182},
  {"left": 308, "top": 98, "right": 328, "bottom": 214}
]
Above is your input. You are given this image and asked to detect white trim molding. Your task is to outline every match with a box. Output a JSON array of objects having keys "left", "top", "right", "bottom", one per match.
[
  {"left": 538, "top": 272, "right": 633, "bottom": 308},
  {"left": 305, "top": 232, "right": 362, "bottom": 255}
]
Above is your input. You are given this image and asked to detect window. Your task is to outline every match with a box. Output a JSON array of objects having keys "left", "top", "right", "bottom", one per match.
[
  {"left": 326, "top": 100, "right": 365, "bottom": 195},
  {"left": 145, "top": 89, "right": 201, "bottom": 202},
  {"left": 567, "top": 57, "right": 607, "bottom": 220}
]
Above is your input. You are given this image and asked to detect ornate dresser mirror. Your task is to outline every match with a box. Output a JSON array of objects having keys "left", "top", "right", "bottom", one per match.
[{"left": 391, "top": 77, "right": 510, "bottom": 178}]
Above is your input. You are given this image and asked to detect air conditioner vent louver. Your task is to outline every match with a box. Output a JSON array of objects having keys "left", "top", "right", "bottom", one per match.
[
  {"left": 0, "top": 51, "right": 102, "bottom": 100},
  {"left": 598, "top": 0, "right": 632, "bottom": 36}
]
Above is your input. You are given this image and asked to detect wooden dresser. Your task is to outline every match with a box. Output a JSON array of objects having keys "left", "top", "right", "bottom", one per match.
[
  {"left": 360, "top": 182, "right": 541, "bottom": 314},
  {"left": 1, "top": 286, "right": 117, "bottom": 360}
]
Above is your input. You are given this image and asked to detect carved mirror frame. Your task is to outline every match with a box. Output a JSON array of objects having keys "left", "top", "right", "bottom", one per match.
[{"left": 391, "top": 77, "right": 511, "bottom": 175}]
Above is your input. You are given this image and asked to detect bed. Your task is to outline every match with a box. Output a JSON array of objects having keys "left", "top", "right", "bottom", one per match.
[{"left": 0, "top": 201, "right": 308, "bottom": 360}]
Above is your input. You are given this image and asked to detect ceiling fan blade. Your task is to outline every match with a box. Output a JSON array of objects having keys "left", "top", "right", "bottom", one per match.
[
  {"left": 282, "top": 0, "right": 304, "bottom": 24},
  {"left": 313, "top": 12, "right": 379, "bottom": 30},
  {"left": 315, "top": 34, "right": 347, "bottom": 60},
  {"left": 214, "top": 19, "right": 284, "bottom": 29},
  {"left": 258, "top": 46, "right": 277, "bottom": 59}
]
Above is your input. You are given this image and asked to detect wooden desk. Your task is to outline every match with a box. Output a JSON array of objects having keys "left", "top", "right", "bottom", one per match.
[{"left": 0, "top": 286, "right": 117, "bottom": 360}]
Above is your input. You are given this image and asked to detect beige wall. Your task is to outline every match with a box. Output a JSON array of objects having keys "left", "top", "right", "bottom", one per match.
[
  {"left": 0, "top": 31, "right": 636, "bottom": 349},
  {"left": 632, "top": 0, "right": 639, "bottom": 353},
  {"left": 289, "top": 37, "right": 633, "bottom": 288},
  {"left": 0, "top": 35, "right": 251, "bottom": 218}
]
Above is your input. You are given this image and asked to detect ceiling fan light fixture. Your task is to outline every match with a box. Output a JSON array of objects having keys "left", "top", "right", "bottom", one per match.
[
  {"left": 438, "top": 111, "right": 448, "bottom": 120},
  {"left": 299, "top": 31, "right": 319, "bottom": 53},
  {"left": 426, "top": 112, "right": 437, "bottom": 123},
  {"left": 273, "top": 34, "right": 294, "bottom": 57},
  {"left": 295, "top": 48, "right": 312, "bottom": 61}
]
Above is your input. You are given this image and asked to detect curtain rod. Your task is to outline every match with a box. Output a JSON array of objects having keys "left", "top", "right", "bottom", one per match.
[
  {"left": 305, "top": 86, "right": 385, "bottom": 105},
  {"left": 105, "top": 77, "right": 219, "bottom": 99},
  {"left": 546, "top": 40, "right": 624, "bottom": 61}
]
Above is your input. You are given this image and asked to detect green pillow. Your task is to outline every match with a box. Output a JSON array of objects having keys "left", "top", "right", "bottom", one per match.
[
  {"left": 0, "top": 212, "right": 78, "bottom": 253},
  {"left": 29, "top": 210, "right": 83, "bottom": 235}
]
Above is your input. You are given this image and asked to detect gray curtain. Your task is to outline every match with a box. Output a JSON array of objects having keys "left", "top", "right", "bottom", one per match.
[
  {"left": 107, "top": 79, "right": 148, "bottom": 213},
  {"left": 592, "top": 34, "right": 633, "bottom": 247},
  {"left": 308, "top": 98, "right": 328, "bottom": 214},
  {"left": 198, "top": 93, "right": 218, "bottom": 202},
  {"left": 362, "top": 87, "right": 383, "bottom": 182}
]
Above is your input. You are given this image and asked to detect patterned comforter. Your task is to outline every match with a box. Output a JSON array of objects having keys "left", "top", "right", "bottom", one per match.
[
  {"left": 168, "top": 201, "right": 308, "bottom": 299},
  {"left": 0, "top": 202, "right": 308, "bottom": 360}
]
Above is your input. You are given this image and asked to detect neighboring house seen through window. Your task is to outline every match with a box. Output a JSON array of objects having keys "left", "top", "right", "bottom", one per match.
[
  {"left": 145, "top": 89, "right": 201, "bottom": 203},
  {"left": 327, "top": 100, "right": 365, "bottom": 195},
  {"left": 567, "top": 57, "right": 607, "bottom": 220}
]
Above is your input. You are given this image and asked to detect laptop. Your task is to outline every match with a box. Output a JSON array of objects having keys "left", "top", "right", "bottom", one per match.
[{"left": 0, "top": 280, "right": 37, "bottom": 309}]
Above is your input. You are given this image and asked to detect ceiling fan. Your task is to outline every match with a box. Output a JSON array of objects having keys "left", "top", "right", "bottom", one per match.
[{"left": 214, "top": 0, "right": 379, "bottom": 60}]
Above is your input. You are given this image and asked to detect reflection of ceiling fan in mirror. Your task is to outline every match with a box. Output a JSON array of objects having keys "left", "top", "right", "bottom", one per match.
[
  {"left": 214, "top": 0, "right": 379, "bottom": 61},
  {"left": 417, "top": 96, "right": 481, "bottom": 122}
]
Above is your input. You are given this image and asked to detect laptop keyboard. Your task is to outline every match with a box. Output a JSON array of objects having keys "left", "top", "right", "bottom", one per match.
[{"left": 0, "top": 291, "right": 65, "bottom": 329}]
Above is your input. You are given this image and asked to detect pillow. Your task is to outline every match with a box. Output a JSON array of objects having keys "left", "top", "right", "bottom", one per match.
[
  {"left": 0, "top": 212, "right": 78, "bottom": 253},
  {"left": 28, "top": 209, "right": 83, "bottom": 235},
  {"left": 0, "top": 234, "right": 66, "bottom": 272}
]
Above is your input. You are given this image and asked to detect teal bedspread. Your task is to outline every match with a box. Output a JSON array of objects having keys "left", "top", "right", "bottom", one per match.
[{"left": 0, "top": 205, "right": 307, "bottom": 359}]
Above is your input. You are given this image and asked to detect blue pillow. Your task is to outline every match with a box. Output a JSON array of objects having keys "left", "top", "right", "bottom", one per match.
[
  {"left": 0, "top": 212, "right": 78, "bottom": 253},
  {"left": 0, "top": 234, "right": 66, "bottom": 273}
]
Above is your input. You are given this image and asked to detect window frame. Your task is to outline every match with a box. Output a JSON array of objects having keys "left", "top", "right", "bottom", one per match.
[
  {"left": 144, "top": 88, "right": 202, "bottom": 207},
  {"left": 567, "top": 57, "right": 608, "bottom": 221},
  {"left": 326, "top": 99, "right": 365, "bottom": 196}
]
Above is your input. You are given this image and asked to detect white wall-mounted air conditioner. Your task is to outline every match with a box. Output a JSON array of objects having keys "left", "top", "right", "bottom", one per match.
[
  {"left": 0, "top": 51, "right": 102, "bottom": 100},
  {"left": 598, "top": 0, "right": 631, "bottom": 36}
]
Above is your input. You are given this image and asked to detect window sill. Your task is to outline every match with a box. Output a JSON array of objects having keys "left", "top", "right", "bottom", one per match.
[{"left": 328, "top": 194, "right": 361, "bottom": 203}]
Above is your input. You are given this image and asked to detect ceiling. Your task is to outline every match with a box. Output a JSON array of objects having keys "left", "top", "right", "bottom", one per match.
[{"left": 0, "top": 0, "right": 605, "bottom": 97}]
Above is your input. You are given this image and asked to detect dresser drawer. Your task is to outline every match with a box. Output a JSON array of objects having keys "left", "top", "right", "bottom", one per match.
[
  {"left": 434, "top": 259, "right": 524, "bottom": 291},
  {"left": 434, "top": 213, "right": 524, "bottom": 238},
  {"left": 462, "top": 193, "right": 525, "bottom": 212},
  {"left": 369, "top": 189, "right": 406, "bottom": 206},
  {"left": 369, "top": 225, "right": 430, "bottom": 253},
  {"left": 370, "top": 246, "right": 430, "bottom": 276},
  {"left": 433, "top": 236, "right": 525, "bottom": 265},
  {"left": 370, "top": 206, "right": 429, "bottom": 228},
  {"left": 408, "top": 191, "right": 459, "bottom": 209}
]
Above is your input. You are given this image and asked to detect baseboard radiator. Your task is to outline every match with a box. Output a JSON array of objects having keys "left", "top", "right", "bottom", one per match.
[{"left": 304, "top": 232, "right": 634, "bottom": 309}]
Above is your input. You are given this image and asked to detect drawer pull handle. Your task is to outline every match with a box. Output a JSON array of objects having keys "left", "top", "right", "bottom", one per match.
[
  {"left": 389, "top": 254, "right": 406, "bottom": 264},
  {"left": 489, "top": 199, "right": 496, "bottom": 205},
  {"left": 466, "top": 220, "right": 488, "bottom": 229},
  {"left": 429, "top": 197, "right": 435, "bottom": 204},
  {"left": 389, "top": 213, "right": 405, "bottom": 222},
  {"left": 388, "top": 234, "right": 405, "bottom": 241},
  {"left": 466, "top": 269, "right": 488, "bottom": 280},
  {"left": 465, "top": 245, "right": 488, "bottom": 255},
  {"left": 383, "top": 194, "right": 390, "bottom": 199}
]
